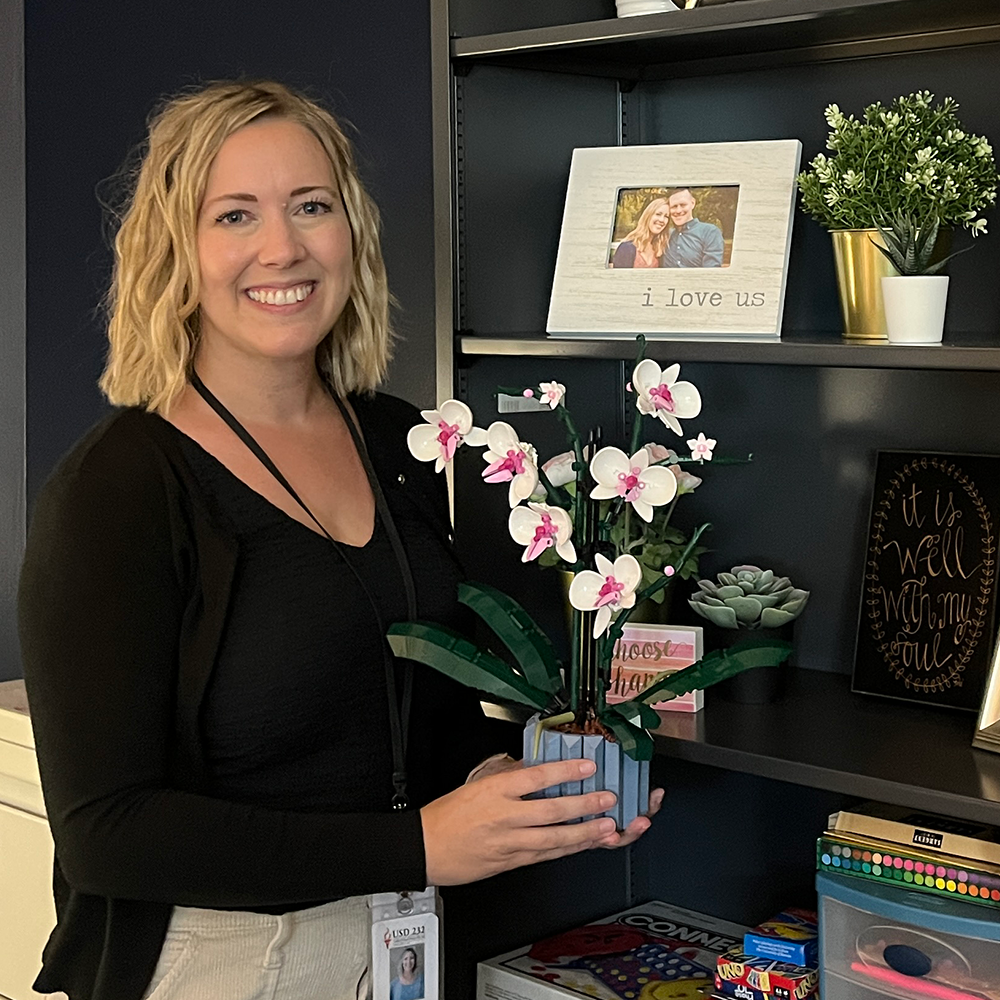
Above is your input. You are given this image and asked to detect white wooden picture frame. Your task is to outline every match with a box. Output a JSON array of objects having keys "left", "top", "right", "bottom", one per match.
[{"left": 547, "top": 140, "right": 802, "bottom": 340}]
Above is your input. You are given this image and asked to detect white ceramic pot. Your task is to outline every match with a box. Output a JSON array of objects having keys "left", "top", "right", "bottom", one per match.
[
  {"left": 881, "top": 275, "right": 949, "bottom": 345},
  {"left": 616, "top": 0, "right": 678, "bottom": 16}
]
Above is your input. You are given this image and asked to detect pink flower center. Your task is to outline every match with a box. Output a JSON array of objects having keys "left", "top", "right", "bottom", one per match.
[
  {"left": 595, "top": 575, "right": 625, "bottom": 608},
  {"left": 616, "top": 467, "right": 645, "bottom": 503},
  {"left": 524, "top": 514, "right": 558, "bottom": 561},
  {"left": 436, "top": 421, "right": 461, "bottom": 462},
  {"left": 695, "top": 442, "right": 708, "bottom": 454},
  {"left": 649, "top": 384, "right": 675, "bottom": 412},
  {"left": 532, "top": 514, "right": 557, "bottom": 544},
  {"left": 504, "top": 449, "right": 527, "bottom": 475},
  {"left": 483, "top": 448, "right": 529, "bottom": 484},
  {"left": 436, "top": 421, "right": 460, "bottom": 445}
]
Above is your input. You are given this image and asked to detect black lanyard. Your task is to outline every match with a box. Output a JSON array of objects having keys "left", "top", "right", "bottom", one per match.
[{"left": 190, "top": 372, "right": 418, "bottom": 810}]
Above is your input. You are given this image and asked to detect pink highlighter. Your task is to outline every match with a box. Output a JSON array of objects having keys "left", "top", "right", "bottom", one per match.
[{"left": 851, "top": 962, "right": 985, "bottom": 1000}]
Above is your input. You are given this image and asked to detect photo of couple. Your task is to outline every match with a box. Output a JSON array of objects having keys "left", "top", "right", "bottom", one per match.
[{"left": 607, "top": 185, "right": 739, "bottom": 269}]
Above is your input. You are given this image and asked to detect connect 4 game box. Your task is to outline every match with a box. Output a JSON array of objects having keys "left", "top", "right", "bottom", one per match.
[{"left": 477, "top": 900, "right": 747, "bottom": 1000}]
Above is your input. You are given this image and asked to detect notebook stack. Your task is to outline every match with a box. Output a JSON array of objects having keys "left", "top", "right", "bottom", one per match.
[{"left": 817, "top": 800, "right": 1000, "bottom": 910}]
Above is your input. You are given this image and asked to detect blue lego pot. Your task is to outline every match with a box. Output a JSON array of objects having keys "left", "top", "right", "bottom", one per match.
[{"left": 523, "top": 714, "right": 650, "bottom": 831}]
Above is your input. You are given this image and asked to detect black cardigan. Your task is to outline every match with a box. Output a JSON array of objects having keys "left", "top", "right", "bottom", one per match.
[{"left": 17, "top": 392, "right": 491, "bottom": 1000}]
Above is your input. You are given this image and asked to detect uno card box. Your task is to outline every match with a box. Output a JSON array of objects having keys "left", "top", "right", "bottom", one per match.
[
  {"left": 742, "top": 909, "right": 817, "bottom": 968},
  {"left": 715, "top": 948, "right": 817, "bottom": 1000},
  {"left": 477, "top": 899, "right": 747, "bottom": 1000}
]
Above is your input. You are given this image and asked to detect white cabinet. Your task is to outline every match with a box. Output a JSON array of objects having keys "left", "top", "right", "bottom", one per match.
[{"left": 0, "top": 681, "right": 59, "bottom": 1000}]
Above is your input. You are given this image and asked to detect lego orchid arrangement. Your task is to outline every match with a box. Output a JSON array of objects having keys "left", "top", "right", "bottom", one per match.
[{"left": 387, "top": 340, "right": 789, "bottom": 820}]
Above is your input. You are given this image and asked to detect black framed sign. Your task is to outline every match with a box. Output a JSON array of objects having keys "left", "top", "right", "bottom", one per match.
[{"left": 854, "top": 451, "right": 1000, "bottom": 711}]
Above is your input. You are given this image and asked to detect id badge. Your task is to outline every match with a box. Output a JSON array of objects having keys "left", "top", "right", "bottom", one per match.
[{"left": 371, "top": 887, "right": 440, "bottom": 1000}]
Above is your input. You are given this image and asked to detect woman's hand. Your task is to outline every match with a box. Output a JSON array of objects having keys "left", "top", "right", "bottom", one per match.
[
  {"left": 593, "top": 787, "right": 665, "bottom": 849},
  {"left": 464, "top": 752, "right": 519, "bottom": 783},
  {"left": 465, "top": 755, "right": 664, "bottom": 850},
  {"left": 422, "top": 759, "right": 662, "bottom": 885},
  {"left": 422, "top": 758, "right": 616, "bottom": 885}
]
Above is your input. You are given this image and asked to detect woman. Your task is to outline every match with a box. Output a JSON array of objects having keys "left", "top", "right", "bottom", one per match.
[
  {"left": 610, "top": 197, "right": 670, "bottom": 268},
  {"left": 18, "top": 80, "right": 660, "bottom": 1000},
  {"left": 389, "top": 948, "right": 424, "bottom": 1000}
]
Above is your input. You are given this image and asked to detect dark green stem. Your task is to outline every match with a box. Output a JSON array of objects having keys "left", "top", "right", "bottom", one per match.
[
  {"left": 659, "top": 493, "right": 679, "bottom": 534},
  {"left": 628, "top": 336, "right": 647, "bottom": 455},
  {"left": 649, "top": 453, "right": 754, "bottom": 469},
  {"left": 536, "top": 468, "right": 573, "bottom": 510},
  {"left": 599, "top": 522, "right": 712, "bottom": 666},
  {"left": 554, "top": 405, "right": 585, "bottom": 468},
  {"left": 630, "top": 408, "right": 645, "bottom": 456},
  {"left": 570, "top": 608, "right": 581, "bottom": 716}
]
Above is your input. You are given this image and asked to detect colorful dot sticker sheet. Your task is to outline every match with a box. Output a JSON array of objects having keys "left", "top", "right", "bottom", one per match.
[{"left": 817, "top": 834, "right": 1000, "bottom": 909}]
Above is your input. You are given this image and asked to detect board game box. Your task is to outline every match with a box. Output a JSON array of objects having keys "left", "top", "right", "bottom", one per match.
[{"left": 477, "top": 900, "right": 747, "bottom": 1000}]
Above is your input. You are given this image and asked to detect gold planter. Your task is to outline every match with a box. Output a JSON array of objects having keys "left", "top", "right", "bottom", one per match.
[{"left": 830, "top": 229, "right": 898, "bottom": 340}]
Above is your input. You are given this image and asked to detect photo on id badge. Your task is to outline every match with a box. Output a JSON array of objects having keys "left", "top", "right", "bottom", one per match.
[
  {"left": 386, "top": 942, "right": 425, "bottom": 1000},
  {"left": 371, "top": 908, "right": 437, "bottom": 1000}
]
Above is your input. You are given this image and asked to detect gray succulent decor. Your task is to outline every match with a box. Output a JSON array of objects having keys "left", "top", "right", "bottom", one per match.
[{"left": 689, "top": 565, "right": 810, "bottom": 630}]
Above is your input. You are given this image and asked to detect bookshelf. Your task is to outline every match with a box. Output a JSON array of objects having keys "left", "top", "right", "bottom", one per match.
[{"left": 431, "top": 1, "right": 1000, "bottom": 984}]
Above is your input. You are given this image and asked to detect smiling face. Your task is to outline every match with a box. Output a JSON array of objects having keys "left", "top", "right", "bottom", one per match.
[
  {"left": 668, "top": 189, "right": 697, "bottom": 227},
  {"left": 195, "top": 117, "right": 354, "bottom": 370},
  {"left": 401, "top": 949, "right": 417, "bottom": 974},
  {"left": 647, "top": 202, "right": 671, "bottom": 235}
]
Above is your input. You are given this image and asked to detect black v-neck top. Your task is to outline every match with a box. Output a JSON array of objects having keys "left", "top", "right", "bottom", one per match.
[
  {"left": 175, "top": 432, "right": 407, "bottom": 816},
  {"left": 18, "top": 393, "right": 502, "bottom": 1000}
]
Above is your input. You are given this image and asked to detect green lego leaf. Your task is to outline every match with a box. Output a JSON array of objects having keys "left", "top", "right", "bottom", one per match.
[
  {"left": 607, "top": 698, "right": 660, "bottom": 731},
  {"left": 629, "top": 635, "right": 793, "bottom": 705},
  {"left": 387, "top": 621, "right": 551, "bottom": 709},
  {"left": 458, "top": 582, "right": 563, "bottom": 695},
  {"left": 600, "top": 710, "right": 654, "bottom": 762}
]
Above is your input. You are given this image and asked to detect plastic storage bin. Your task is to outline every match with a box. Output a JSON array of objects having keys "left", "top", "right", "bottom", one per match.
[{"left": 817, "top": 872, "right": 1000, "bottom": 999}]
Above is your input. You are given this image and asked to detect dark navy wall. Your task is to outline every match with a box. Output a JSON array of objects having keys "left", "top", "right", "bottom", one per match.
[
  {"left": 24, "top": 0, "right": 437, "bottom": 510},
  {"left": 0, "top": 0, "right": 26, "bottom": 681}
]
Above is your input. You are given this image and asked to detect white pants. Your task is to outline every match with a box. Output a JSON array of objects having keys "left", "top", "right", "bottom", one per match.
[{"left": 141, "top": 895, "right": 371, "bottom": 1000}]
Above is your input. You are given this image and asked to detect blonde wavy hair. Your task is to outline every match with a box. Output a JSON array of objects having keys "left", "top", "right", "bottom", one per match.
[
  {"left": 622, "top": 197, "right": 670, "bottom": 258},
  {"left": 99, "top": 79, "right": 393, "bottom": 412}
]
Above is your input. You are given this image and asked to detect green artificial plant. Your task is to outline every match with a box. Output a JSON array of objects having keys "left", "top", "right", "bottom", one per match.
[{"left": 797, "top": 91, "right": 998, "bottom": 234}]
